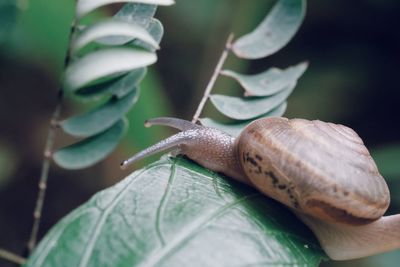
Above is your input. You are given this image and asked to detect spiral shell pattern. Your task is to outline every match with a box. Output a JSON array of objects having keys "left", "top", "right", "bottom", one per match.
[{"left": 238, "top": 117, "right": 390, "bottom": 225}]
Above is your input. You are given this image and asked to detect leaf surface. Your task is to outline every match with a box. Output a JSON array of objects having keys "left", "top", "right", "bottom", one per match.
[
  {"left": 200, "top": 102, "right": 287, "bottom": 137},
  {"left": 76, "top": 0, "right": 175, "bottom": 18},
  {"left": 64, "top": 48, "right": 156, "bottom": 91},
  {"left": 221, "top": 62, "right": 307, "bottom": 96},
  {"left": 71, "top": 19, "right": 159, "bottom": 53},
  {"left": 53, "top": 119, "right": 127, "bottom": 169},
  {"left": 210, "top": 83, "right": 295, "bottom": 120},
  {"left": 26, "top": 157, "right": 323, "bottom": 267},
  {"left": 61, "top": 91, "right": 137, "bottom": 137},
  {"left": 232, "top": 0, "right": 306, "bottom": 59}
]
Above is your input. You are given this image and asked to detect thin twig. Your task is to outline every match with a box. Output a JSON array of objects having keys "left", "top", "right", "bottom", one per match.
[
  {"left": 0, "top": 248, "right": 27, "bottom": 265},
  {"left": 192, "top": 33, "right": 234, "bottom": 123},
  {"left": 27, "top": 20, "right": 77, "bottom": 255}
]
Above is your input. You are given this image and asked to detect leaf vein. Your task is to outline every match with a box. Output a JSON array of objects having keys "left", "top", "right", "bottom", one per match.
[
  {"left": 155, "top": 162, "right": 177, "bottom": 246},
  {"left": 77, "top": 164, "right": 169, "bottom": 267},
  {"left": 138, "top": 169, "right": 260, "bottom": 267}
]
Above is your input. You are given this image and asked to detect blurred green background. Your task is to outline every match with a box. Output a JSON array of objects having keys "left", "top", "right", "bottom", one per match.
[{"left": 0, "top": 0, "right": 399, "bottom": 266}]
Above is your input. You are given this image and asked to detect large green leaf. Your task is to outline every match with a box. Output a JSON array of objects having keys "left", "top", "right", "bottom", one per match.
[
  {"left": 76, "top": 0, "right": 175, "bottom": 19},
  {"left": 63, "top": 48, "right": 156, "bottom": 91},
  {"left": 61, "top": 91, "right": 138, "bottom": 137},
  {"left": 200, "top": 102, "right": 287, "bottom": 137},
  {"left": 71, "top": 19, "right": 159, "bottom": 53},
  {"left": 221, "top": 62, "right": 307, "bottom": 96},
  {"left": 232, "top": 0, "right": 306, "bottom": 59},
  {"left": 210, "top": 83, "right": 295, "bottom": 120},
  {"left": 53, "top": 119, "right": 127, "bottom": 169},
  {"left": 26, "top": 157, "right": 323, "bottom": 267}
]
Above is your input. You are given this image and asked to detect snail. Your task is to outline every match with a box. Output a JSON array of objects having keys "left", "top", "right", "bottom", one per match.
[{"left": 121, "top": 117, "right": 400, "bottom": 260}]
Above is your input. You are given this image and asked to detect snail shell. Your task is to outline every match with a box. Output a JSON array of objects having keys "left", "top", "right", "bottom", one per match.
[{"left": 237, "top": 117, "right": 389, "bottom": 225}]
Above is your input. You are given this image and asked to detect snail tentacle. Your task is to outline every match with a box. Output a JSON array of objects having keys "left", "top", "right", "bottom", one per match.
[
  {"left": 120, "top": 130, "right": 197, "bottom": 169},
  {"left": 145, "top": 117, "right": 200, "bottom": 131}
]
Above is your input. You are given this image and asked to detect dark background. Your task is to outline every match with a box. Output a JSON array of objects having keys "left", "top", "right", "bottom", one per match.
[{"left": 0, "top": 0, "right": 399, "bottom": 266}]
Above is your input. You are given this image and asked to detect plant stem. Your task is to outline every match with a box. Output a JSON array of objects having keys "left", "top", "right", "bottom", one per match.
[
  {"left": 192, "top": 33, "right": 234, "bottom": 123},
  {"left": 0, "top": 248, "right": 27, "bottom": 265},
  {"left": 27, "top": 20, "right": 77, "bottom": 255}
]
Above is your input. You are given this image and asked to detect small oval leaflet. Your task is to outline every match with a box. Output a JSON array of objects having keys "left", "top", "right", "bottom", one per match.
[
  {"left": 200, "top": 102, "right": 287, "bottom": 137},
  {"left": 63, "top": 48, "right": 156, "bottom": 91},
  {"left": 71, "top": 19, "right": 159, "bottom": 53},
  {"left": 232, "top": 0, "right": 306, "bottom": 59},
  {"left": 221, "top": 62, "right": 307, "bottom": 97},
  {"left": 210, "top": 83, "right": 295, "bottom": 120},
  {"left": 75, "top": 68, "right": 146, "bottom": 99},
  {"left": 61, "top": 90, "right": 138, "bottom": 137},
  {"left": 76, "top": 0, "right": 175, "bottom": 19},
  {"left": 53, "top": 119, "right": 127, "bottom": 169}
]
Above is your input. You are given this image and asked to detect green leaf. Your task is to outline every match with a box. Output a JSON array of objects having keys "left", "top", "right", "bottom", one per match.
[
  {"left": 114, "top": 4, "right": 164, "bottom": 51},
  {"left": 76, "top": 0, "right": 175, "bottom": 19},
  {"left": 232, "top": 0, "right": 306, "bottom": 59},
  {"left": 53, "top": 119, "right": 127, "bottom": 169},
  {"left": 114, "top": 2, "right": 157, "bottom": 25},
  {"left": 132, "top": 18, "right": 163, "bottom": 51},
  {"left": 26, "top": 157, "right": 323, "bottom": 267},
  {"left": 371, "top": 144, "right": 400, "bottom": 180},
  {"left": 0, "top": 0, "right": 18, "bottom": 42},
  {"left": 76, "top": 68, "right": 146, "bottom": 99},
  {"left": 64, "top": 48, "right": 156, "bottom": 91},
  {"left": 210, "top": 83, "right": 295, "bottom": 120},
  {"left": 71, "top": 19, "right": 159, "bottom": 53},
  {"left": 61, "top": 91, "right": 138, "bottom": 137},
  {"left": 200, "top": 102, "right": 287, "bottom": 137},
  {"left": 221, "top": 62, "right": 308, "bottom": 96}
]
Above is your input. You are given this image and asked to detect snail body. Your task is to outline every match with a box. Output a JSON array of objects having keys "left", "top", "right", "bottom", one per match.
[{"left": 121, "top": 117, "right": 399, "bottom": 260}]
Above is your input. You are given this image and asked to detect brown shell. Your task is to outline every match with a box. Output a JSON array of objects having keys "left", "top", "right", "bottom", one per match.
[{"left": 237, "top": 117, "right": 390, "bottom": 225}]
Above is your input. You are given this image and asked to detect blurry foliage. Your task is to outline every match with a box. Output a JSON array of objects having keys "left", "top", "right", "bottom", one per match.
[
  {"left": 0, "top": 0, "right": 18, "bottom": 43},
  {"left": 0, "top": 0, "right": 399, "bottom": 267}
]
